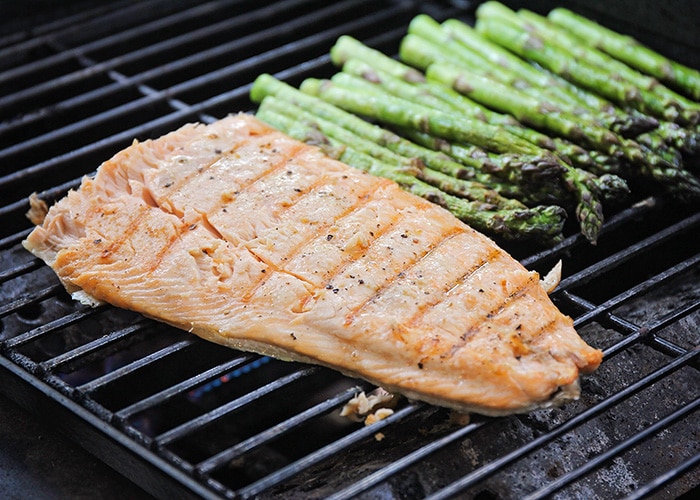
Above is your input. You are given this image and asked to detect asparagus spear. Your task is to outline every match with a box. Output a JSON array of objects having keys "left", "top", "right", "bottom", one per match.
[
  {"left": 437, "top": 15, "right": 699, "bottom": 154},
  {"left": 475, "top": 2, "right": 696, "bottom": 125},
  {"left": 330, "top": 67, "right": 564, "bottom": 181},
  {"left": 255, "top": 100, "right": 566, "bottom": 242},
  {"left": 330, "top": 34, "right": 427, "bottom": 84},
  {"left": 515, "top": 8, "right": 700, "bottom": 125},
  {"left": 332, "top": 36, "right": 614, "bottom": 164},
  {"left": 297, "top": 76, "right": 556, "bottom": 158},
  {"left": 331, "top": 35, "right": 630, "bottom": 182},
  {"left": 426, "top": 60, "right": 700, "bottom": 200},
  {"left": 420, "top": 57, "right": 627, "bottom": 156},
  {"left": 300, "top": 76, "right": 609, "bottom": 242},
  {"left": 259, "top": 94, "right": 524, "bottom": 211},
  {"left": 249, "top": 73, "right": 547, "bottom": 204},
  {"left": 548, "top": 7, "right": 700, "bottom": 101},
  {"left": 410, "top": 14, "right": 597, "bottom": 116},
  {"left": 412, "top": 14, "right": 657, "bottom": 137},
  {"left": 338, "top": 55, "right": 561, "bottom": 150},
  {"left": 474, "top": 17, "right": 680, "bottom": 127}
]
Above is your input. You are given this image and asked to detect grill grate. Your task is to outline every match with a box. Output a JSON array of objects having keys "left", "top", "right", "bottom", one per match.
[{"left": 1, "top": 1, "right": 699, "bottom": 498}]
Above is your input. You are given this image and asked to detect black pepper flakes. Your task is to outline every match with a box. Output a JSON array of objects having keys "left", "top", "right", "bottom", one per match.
[{"left": 326, "top": 234, "right": 334, "bottom": 241}]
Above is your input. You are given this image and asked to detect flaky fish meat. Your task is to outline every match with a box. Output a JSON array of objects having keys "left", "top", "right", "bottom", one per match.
[{"left": 23, "top": 113, "right": 602, "bottom": 416}]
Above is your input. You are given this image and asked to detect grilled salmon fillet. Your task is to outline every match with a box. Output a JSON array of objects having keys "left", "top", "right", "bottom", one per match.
[{"left": 23, "top": 113, "right": 602, "bottom": 416}]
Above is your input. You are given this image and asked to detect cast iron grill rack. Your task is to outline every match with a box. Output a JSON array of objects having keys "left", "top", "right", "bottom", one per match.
[{"left": 1, "top": 0, "right": 698, "bottom": 498}]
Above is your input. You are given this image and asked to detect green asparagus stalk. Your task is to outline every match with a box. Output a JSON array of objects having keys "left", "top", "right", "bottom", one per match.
[
  {"left": 475, "top": 2, "right": 696, "bottom": 125},
  {"left": 330, "top": 67, "right": 564, "bottom": 181},
  {"left": 259, "top": 95, "right": 524, "bottom": 211},
  {"left": 548, "top": 7, "right": 700, "bottom": 101},
  {"left": 255, "top": 100, "right": 566, "bottom": 243},
  {"left": 338, "top": 56, "right": 555, "bottom": 150},
  {"left": 424, "top": 59, "right": 700, "bottom": 200},
  {"left": 397, "top": 128, "right": 566, "bottom": 201},
  {"left": 306, "top": 74, "right": 618, "bottom": 240},
  {"left": 474, "top": 17, "right": 680, "bottom": 127},
  {"left": 440, "top": 14, "right": 698, "bottom": 154},
  {"left": 413, "top": 14, "right": 658, "bottom": 137},
  {"left": 516, "top": 8, "right": 700, "bottom": 125},
  {"left": 336, "top": 49, "right": 632, "bottom": 179},
  {"left": 297, "top": 76, "right": 555, "bottom": 158},
  {"left": 330, "top": 34, "right": 631, "bottom": 185},
  {"left": 249, "top": 73, "right": 547, "bottom": 204},
  {"left": 330, "top": 34, "right": 427, "bottom": 84},
  {"left": 331, "top": 37, "right": 614, "bottom": 163},
  {"left": 403, "top": 119, "right": 621, "bottom": 243},
  {"left": 410, "top": 14, "right": 598, "bottom": 116},
  {"left": 420, "top": 57, "right": 628, "bottom": 156}
]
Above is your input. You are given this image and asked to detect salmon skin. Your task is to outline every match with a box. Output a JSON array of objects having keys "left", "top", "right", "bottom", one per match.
[{"left": 23, "top": 113, "right": 602, "bottom": 416}]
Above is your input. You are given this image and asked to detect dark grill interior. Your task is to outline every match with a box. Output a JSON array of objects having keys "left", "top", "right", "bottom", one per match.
[{"left": 1, "top": 0, "right": 698, "bottom": 498}]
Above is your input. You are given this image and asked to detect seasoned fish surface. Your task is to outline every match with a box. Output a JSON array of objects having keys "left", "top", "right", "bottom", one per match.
[{"left": 23, "top": 113, "right": 602, "bottom": 416}]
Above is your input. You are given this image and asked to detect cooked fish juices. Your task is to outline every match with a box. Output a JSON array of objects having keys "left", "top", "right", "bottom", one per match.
[{"left": 23, "top": 113, "right": 602, "bottom": 416}]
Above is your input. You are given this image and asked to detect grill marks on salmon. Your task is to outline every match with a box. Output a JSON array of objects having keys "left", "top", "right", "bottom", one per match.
[{"left": 24, "top": 113, "right": 602, "bottom": 416}]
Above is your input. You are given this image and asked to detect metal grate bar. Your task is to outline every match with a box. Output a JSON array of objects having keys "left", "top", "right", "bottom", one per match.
[
  {"left": 0, "top": 283, "right": 64, "bottom": 319},
  {"left": 0, "top": 0, "right": 245, "bottom": 84},
  {"left": 236, "top": 402, "right": 424, "bottom": 499},
  {"left": 554, "top": 211, "right": 700, "bottom": 293},
  {"left": 0, "top": 0, "right": 182, "bottom": 62},
  {"left": 623, "top": 450, "right": 700, "bottom": 500},
  {"left": 38, "top": 321, "right": 150, "bottom": 372},
  {"left": 114, "top": 353, "right": 256, "bottom": 422},
  {"left": 523, "top": 395, "right": 700, "bottom": 500},
  {"left": 154, "top": 366, "right": 319, "bottom": 448},
  {"left": 327, "top": 419, "right": 488, "bottom": 500},
  {"left": 424, "top": 347, "right": 700, "bottom": 500},
  {"left": 0, "top": 0, "right": 349, "bottom": 115},
  {"left": 2, "top": 306, "right": 103, "bottom": 350},
  {"left": 520, "top": 197, "right": 660, "bottom": 269},
  {"left": 0, "top": 258, "right": 42, "bottom": 282},
  {"left": 0, "top": 0, "right": 383, "bottom": 169},
  {"left": 196, "top": 384, "right": 365, "bottom": 476},
  {"left": 76, "top": 337, "right": 196, "bottom": 394},
  {"left": 569, "top": 251, "right": 700, "bottom": 327},
  {"left": 601, "top": 297, "right": 700, "bottom": 360},
  {"left": 0, "top": 228, "right": 32, "bottom": 249}
]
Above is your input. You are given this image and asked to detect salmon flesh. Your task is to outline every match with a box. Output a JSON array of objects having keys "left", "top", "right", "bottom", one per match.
[{"left": 23, "top": 113, "right": 602, "bottom": 416}]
